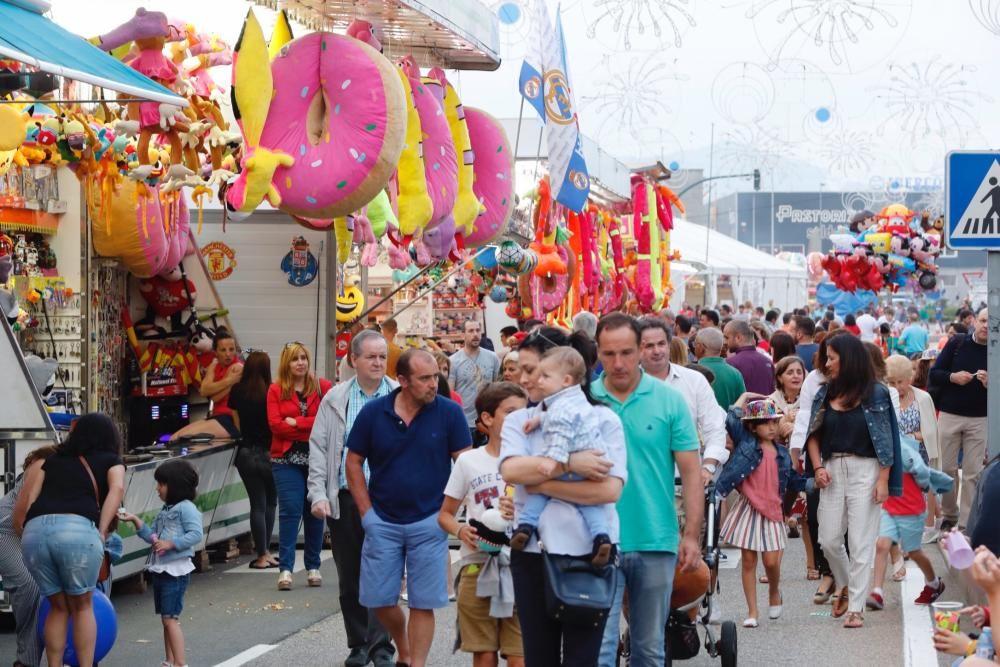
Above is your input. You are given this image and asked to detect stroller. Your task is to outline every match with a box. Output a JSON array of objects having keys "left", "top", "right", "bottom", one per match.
[{"left": 617, "top": 482, "right": 738, "bottom": 666}]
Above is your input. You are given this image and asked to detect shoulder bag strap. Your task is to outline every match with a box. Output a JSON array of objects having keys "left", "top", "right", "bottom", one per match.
[{"left": 78, "top": 455, "right": 101, "bottom": 511}]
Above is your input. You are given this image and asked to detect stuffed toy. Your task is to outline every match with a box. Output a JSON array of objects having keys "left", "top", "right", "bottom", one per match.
[
  {"left": 346, "top": 19, "right": 381, "bottom": 52},
  {"left": 366, "top": 189, "right": 396, "bottom": 238},
  {"left": 463, "top": 107, "right": 514, "bottom": 248},
  {"left": 137, "top": 266, "right": 196, "bottom": 335},
  {"left": 24, "top": 354, "right": 59, "bottom": 397},
  {"left": 428, "top": 67, "right": 479, "bottom": 237},
  {"left": 225, "top": 11, "right": 406, "bottom": 221},
  {"left": 335, "top": 276, "right": 365, "bottom": 323},
  {"left": 631, "top": 174, "right": 655, "bottom": 311},
  {"left": 392, "top": 66, "right": 433, "bottom": 236},
  {"left": 88, "top": 177, "right": 174, "bottom": 278}
]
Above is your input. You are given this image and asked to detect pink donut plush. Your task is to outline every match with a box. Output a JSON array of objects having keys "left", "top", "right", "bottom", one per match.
[
  {"left": 225, "top": 13, "right": 405, "bottom": 221},
  {"left": 462, "top": 107, "right": 514, "bottom": 248},
  {"left": 528, "top": 244, "right": 576, "bottom": 314}
]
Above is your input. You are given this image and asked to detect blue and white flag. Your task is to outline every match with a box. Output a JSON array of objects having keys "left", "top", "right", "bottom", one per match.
[{"left": 518, "top": 0, "right": 590, "bottom": 212}]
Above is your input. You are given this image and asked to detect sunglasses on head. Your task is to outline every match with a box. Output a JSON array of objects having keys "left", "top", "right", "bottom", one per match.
[
  {"left": 284, "top": 341, "right": 306, "bottom": 349},
  {"left": 524, "top": 329, "right": 559, "bottom": 348}
]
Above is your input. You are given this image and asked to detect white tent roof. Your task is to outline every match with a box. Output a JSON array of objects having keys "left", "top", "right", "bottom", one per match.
[{"left": 670, "top": 217, "right": 807, "bottom": 279}]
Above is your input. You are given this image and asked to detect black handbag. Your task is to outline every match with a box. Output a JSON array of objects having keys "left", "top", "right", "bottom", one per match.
[{"left": 541, "top": 551, "right": 618, "bottom": 626}]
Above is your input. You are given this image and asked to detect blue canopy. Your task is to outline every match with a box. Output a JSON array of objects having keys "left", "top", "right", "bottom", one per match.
[{"left": 0, "top": 0, "right": 187, "bottom": 106}]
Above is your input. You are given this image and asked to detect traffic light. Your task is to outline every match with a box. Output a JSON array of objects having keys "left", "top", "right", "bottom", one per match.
[{"left": 753, "top": 168, "right": 761, "bottom": 191}]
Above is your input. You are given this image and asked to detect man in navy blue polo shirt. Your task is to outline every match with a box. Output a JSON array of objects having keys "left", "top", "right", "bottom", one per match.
[{"left": 346, "top": 348, "right": 471, "bottom": 667}]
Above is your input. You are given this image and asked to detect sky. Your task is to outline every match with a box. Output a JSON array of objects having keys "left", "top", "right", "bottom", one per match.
[{"left": 48, "top": 0, "right": 1000, "bottom": 202}]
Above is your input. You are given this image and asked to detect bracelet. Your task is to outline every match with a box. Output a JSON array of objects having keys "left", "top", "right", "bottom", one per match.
[
  {"left": 966, "top": 640, "right": 977, "bottom": 657},
  {"left": 814, "top": 466, "right": 826, "bottom": 471}
]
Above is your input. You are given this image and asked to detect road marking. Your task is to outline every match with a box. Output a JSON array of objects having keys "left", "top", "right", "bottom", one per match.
[
  {"left": 224, "top": 551, "right": 332, "bottom": 574},
  {"left": 901, "top": 564, "right": 939, "bottom": 667},
  {"left": 212, "top": 644, "right": 277, "bottom": 667}
]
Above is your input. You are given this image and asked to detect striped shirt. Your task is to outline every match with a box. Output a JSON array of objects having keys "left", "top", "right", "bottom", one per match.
[{"left": 339, "top": 376, "right": 394, "bottom": 489}]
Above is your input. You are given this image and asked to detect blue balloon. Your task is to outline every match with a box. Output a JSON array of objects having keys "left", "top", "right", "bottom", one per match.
[
  {"left": 489, "top": 285, "right": 508, "bottom": 303},
  {"left": 815, "top": 282, "right": 878, "bottom": 317},
  {"left": 38, "top": 589, "right": 118, "bottom": 666}
]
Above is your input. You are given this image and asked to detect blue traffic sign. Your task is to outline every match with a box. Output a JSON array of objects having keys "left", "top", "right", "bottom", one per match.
[{"left": 946, "top": 151, "right": 1000, "bottom": 250}]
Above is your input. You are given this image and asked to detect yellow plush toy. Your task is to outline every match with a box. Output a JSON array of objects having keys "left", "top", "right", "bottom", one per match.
[
  {"left": 334, "top": 216, "right": 353, "bottom": 264},
  {"left": 394, "top": 68, "right": 433, "bottom": 236},
  {"left": 428, "top": 68, "right": 480, "bottom": 237}
]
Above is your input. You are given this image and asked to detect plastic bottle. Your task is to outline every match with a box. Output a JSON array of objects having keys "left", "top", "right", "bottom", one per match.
[{"left": 976, "top": 627, "right": 995, "bottom": 659}]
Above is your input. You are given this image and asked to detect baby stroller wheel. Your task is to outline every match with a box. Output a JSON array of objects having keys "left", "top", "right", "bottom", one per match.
[{"left": 718, "top": 620, "right": 738, "bottom": 667}]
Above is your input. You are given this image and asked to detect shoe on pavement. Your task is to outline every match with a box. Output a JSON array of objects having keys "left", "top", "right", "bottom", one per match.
[
  {"left": 940, "top": 520, "right": 956, "bottom": 534},
  {"left": 742, "top": 617, "right": 758, "bottom": 628},
  {"left": 307, "top": 569, "right": 322, "bottom": 587},
  {"left": 371, "top": 653, "right": 396, "bottom": 667},
  {"left": 922, "top": 527, "right": 940, "bottom": 544},
  {"left": 914, "top": 579, "right": 945, "bottom": 605},
  {"left": 768, "top": 596, "right": 783, "bottom": 620},
  {"left": 866, "top": 592, "right": 884, "bottom": 611},
  {"left": 344, "top": 647, "right": 369, "bottom": 667},
  {"left": 278, "top": 570, "right": 292, "bottom": 591}
]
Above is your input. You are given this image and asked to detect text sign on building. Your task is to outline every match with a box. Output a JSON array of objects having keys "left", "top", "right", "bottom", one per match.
[{"left": 946, "top": 151, "right": 1000, "bottom": 250}]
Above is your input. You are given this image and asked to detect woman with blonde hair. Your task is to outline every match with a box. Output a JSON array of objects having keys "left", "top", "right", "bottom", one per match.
[
  {"left": 267, "top": 343, "right": 332, "bottom": 590},
  {"left": 886, "top": 354, "right": 940, "bottom": 538},
  {"left": 670, "top": 336, "right": 690, "bottom": 366}
]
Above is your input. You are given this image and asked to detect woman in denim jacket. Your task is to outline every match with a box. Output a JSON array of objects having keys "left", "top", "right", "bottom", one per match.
[
  {"left": 805, "top": 334, "right": 902, "bottom": 630},
  {"left": 120, "top": 460, "right": 203, "bottom": 667}
]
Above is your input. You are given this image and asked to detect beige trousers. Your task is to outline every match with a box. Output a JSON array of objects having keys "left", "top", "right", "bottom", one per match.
[
  {"left": 817, "top": 455, "right": 882, "bottom": 614},
  {"left": 938, "top": 411, "right": 988, "bottom": 528}
]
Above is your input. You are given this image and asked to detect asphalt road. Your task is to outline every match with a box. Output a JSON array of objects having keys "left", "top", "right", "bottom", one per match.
[{"left": 0, "top": 530, "right": 977, "bottom": 666}]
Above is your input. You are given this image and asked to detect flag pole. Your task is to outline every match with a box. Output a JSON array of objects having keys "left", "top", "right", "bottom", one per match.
[
  {"left": 532, "top": 122, "right": 544, "bottom": 183},
  {"left": 513, "top": 95, "right": 525, "bottom": 163}
]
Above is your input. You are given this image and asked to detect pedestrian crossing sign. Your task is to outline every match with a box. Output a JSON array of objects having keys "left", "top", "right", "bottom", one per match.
[{"left": 946, "top": 151, "right": 1000, "bottom": 250}]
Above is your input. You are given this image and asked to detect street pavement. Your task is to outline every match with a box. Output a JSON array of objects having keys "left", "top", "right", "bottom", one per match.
[{"left": 0, "top": 530, "right": 975, "bottom": 666}]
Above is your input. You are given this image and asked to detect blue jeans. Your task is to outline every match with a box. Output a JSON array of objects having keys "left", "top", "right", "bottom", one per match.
[
  {"left": 598, "top": 551, "right": 677, "bottom": 667},
  {"left": 21, "top": 514, "right": 103, "bottom": 597},
  {"left": 272, "top": 463, "right": 325, "bottom": 572}
]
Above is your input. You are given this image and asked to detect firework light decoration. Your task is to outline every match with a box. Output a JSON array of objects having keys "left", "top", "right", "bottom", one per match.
[
  {"left": 815, "top": 126, "right": 876, "bottom": 176},
  {"left": 582, "top": 53, "right": 685, "bottom": 140},
  {"left": 732, "top": 0, "right": 911, "bottom": 72},
  {"left": 584, "top": 0, "right": 697, "bottom": 50},
  {"left": 968, "top": 0, "right": 1000, "bottom": 36},
  {"left": 871, "top": 57, "right": 992, "bottom": 143},
  {"left": 491, "top": 0, "right": 530, "bottom": 58},
  {"left": 711, "top": 62, "right": 775, "bottom": 125}
]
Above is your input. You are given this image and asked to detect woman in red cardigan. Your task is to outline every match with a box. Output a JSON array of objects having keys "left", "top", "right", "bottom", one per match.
[{"left": 267, "top": 342, "right": 332, "bottom": 591}]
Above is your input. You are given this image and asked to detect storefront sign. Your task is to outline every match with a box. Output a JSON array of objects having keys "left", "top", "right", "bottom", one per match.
[
  {"left": 201, "top": 241, "right": 236, "bottom": 281},
  {"left": 775, "top": 205, "right": 850, "bottom": 224}
]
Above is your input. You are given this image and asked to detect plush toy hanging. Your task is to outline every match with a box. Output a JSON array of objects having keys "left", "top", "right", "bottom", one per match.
[
  {"left": 631, "top": 174, "right": 655, "bottom": 311},
  {"left": 335, "top": 275, "right": 365, "bottom": 323},
  {"left": 463, "top": 107, "right": 514, "bottom": 248},
  {"left": 280, "top": 236, "right": 318, "bottom": 286},
  {"left": 392, "top": 66, "right": 433, "bottom": 236},
  {"left": 428, "top": 67, "right": 479, "bottom": 237},
  {"left": 225, "top": 11, "right": 406, "bottom": 221}
]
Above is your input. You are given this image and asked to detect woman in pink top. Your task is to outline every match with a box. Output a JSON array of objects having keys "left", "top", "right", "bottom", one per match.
[{"left": 715, "top": 394, "right": 811, "bottom": 628}]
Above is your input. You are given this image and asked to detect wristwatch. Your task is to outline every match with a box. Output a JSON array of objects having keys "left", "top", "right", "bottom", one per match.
[{"left": 702, "top": 462, "right": 718, "bottom": 474}]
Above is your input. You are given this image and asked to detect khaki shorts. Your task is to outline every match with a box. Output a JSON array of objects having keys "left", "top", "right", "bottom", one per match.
[{"left": 457, "top": 564, "right": 524, "bottom": 657}]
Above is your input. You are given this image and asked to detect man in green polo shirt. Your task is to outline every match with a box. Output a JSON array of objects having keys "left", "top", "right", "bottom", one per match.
[
  {"left": 694, "top": 326, "right": 746, "bottom": 410},
  {"left": 592, "top": 313, "right": 704, "bottom": 667}
]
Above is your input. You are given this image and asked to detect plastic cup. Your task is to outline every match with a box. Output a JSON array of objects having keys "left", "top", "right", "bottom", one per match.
[
  {"left": 932, "top": 601, "right": 962, "bottom": 632},
  {"left": 943, "top": 531, "right": 976, "bottom": 570}
]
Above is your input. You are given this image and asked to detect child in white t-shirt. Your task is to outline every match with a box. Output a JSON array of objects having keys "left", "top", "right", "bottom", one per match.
[{"left": 439, "top": 382, "right": 527, "bottom": 667}]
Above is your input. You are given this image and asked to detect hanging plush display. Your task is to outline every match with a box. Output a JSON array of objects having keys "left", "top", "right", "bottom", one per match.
[
  {"left": 224, "top": 11, "right": 406, "bottom": 220},
  {"left": 280, "top": 236, "right": 318, "bottom": 287}
]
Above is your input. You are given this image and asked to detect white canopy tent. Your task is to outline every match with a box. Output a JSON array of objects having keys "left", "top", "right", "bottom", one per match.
[{"left": 669, "top": 217, "right": 807, "bottom": 312}]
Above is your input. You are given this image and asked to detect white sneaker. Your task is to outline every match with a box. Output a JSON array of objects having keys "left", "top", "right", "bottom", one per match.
[{"left": 922, "top": 527, "right": 940, "bottom": 544}]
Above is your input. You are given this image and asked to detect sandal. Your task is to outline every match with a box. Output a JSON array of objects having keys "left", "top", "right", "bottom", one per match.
[
  {"left": 759, "top": 574, "right": 769, "bottom": 584},
  {"left": 742, "top": 617, "right": 759, "bottom": 628},
  {"left": 807, "top": 568, "right": 820, "bottom": 581},
  {"left": 891, "top": 557, "right": 906, "bottom": 582},
  {"left": 843, "top": 611, "right": 864, "bottom": 628},
  {"left": 832, "top": 587, "right": 850, "bottom": 618}
]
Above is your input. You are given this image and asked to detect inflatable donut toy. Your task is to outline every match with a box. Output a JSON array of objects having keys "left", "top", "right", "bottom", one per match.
[
  {"left": 226, "top": 12, "right": 406, "bottom": 220},
  {"left": 463, "top": 107, "right": 514, "bottom": 248},
  {"left": 428, "top": 67, "right": 479, "bottom": 237},
  {"left": 519, "top": 243, "right": 576, "bottom": 316}
]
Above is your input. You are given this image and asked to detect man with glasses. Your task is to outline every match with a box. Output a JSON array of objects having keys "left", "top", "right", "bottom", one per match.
[
  {"left": 347, "top": 349, "right": 472, "bottom": 667},
  {"left": 450, "top": 319, "right": 500, "bottom": 447},
  {"left": 592, "top": 313, "right": 703, "bottom": 667},
  {"left": 308, "top": 330, "right": 396, "bottom": 667}
]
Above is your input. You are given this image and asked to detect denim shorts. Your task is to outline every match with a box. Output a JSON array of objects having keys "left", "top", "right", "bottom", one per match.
[
  {"left": 360, "top": 511, "right": 448, "bottom": 610},
  {"left": 151, "top": 571, "right": 190, "bottom": 619},
  {"left": 879, "top": 510, "right": 927, "bottom": 553},
  {"left": 21, "top": 514, "right": 103, "bottom": 597}
]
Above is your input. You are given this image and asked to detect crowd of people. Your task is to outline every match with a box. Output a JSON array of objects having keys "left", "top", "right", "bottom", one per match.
[{"left": 1, "top": 298, "right": 998, "bottom": 667}]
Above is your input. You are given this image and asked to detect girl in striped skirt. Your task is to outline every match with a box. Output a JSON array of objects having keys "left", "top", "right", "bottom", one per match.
[{"left": 715, "top": 395, "right": 811, "bottom": 629}]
